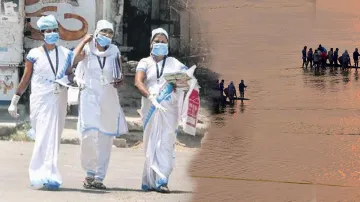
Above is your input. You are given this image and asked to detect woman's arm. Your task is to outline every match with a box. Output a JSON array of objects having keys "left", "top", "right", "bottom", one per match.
[
  {"left": 73, "top": 34, "right": 92, "bottom": 61},
  {"left": 134, "top": 71, "right": 150, "bottom": 98},
  {"left": 65, "top": 34, "right": 92, "bottom": 75},
  {"left": 16, "top": 60, "right": 33, "bottom": 96}
]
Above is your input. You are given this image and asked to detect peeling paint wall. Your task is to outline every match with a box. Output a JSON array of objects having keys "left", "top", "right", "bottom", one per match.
[
  {"left": 96, "top": 0, "right": 124, "bottom": 48},
  {"left": 0, "top": 0, "right": 24, "bottom": 65},
  {"left": 24, "top": 0, "right": 97, "bottom": 49},
  {"left": 23, "top": 0, "right": 123, "bottom": 49},
  {"left": 0, "top": 0, "right": 24, "bottom": 102}
]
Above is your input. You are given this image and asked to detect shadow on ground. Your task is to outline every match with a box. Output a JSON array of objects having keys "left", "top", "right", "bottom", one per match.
[{"left": 36, "top": 187, "right": 193, "bottom": 194}]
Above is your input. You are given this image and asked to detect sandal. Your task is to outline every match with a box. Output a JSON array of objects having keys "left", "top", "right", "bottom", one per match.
[
  {"left": 157, "top": 185, "right": 170, "bottom": 193},
  {"left": 83, "top": 177, "right": 94, "bottom": 189},
  {"left": 91, "top": 180, "right": 107, "bottom": 190}
]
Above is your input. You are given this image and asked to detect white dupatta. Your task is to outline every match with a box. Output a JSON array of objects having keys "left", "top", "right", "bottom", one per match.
[{"left": 75, "top": 39, "right": 121, "bottom": 80}]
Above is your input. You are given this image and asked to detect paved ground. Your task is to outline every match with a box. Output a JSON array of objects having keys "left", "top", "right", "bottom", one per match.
[{"left": 0, "top": 141, "right": 195, "bottom": 202}]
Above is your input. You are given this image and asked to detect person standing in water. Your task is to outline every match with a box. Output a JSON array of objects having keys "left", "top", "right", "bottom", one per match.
[
  {"left": 306, "top": 48, "right": 313, "bottom": 68},
  {"left": 239, "top": 80, "right": 247, "bottom": 99},
  {"left": 7, "top": 15, "right": 82, "bottom": 190},
  {"left": 212, "top": 80, "right": 221, "bottom": 108},
  {"left": 219, "top": 79, "right": 225, "bottom": 105},
  {"left": 320, "top": 49, "right": 327, "bottom": 69},
  {"left": 318, "top": 44, "right": 326, "bottom": 53},
  {"left": 328, "top": 48, "right": 334, "bottom": 69},
  {"left": 334, "top": 48, "right": 339, "bottom": 67},
  {"left": 353, "top": 48, "right": 359, "bottom": 71},
  {"left": 227, "top": 81, "right": 236, "bottom": 103},
  {"left": 313, "top": 50, "right": 321, "bottom": 71},
  {"left": 302, "top": 46, "right": 307, "bottom": 68},
  {"left": 342, "top": 50, "right": 350, "bottom": 70}
]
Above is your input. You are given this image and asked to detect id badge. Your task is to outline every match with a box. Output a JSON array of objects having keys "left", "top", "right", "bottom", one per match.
[
  {"left": 100, "top": 74, "right": 106, "bottom": 86},
  {"left": 53, "top": 83, "right": 60, "bottom": 94}
]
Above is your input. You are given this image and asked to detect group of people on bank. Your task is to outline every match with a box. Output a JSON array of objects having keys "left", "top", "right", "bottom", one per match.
[
  {"left": 215, "top": 79, "right": 247, "bottom": 105},
  {"left": 302, "top": 44, "right": 360, "bottom": 71},
  {"left": 7, "top": 15, "right": 194, "bottom": 193}
]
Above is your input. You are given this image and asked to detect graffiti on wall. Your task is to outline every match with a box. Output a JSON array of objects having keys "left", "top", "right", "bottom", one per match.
[
  {"left": 0, "top": 0, "right": 19, "bottom": 45},
  {"left": 0, "top": 67, "right": 18, "bottom": 101},
  {"left": 26, "top": 0, "right": 79, "bottom": 6},
  {"left": 1, "top": 0, "right": 19, "bottom": 22},
  {"left": 24, "top": 0, "right": 95, "bottom": 48},
  {"left": 0, "top": 0, "right": 24, "bottom": 65}
]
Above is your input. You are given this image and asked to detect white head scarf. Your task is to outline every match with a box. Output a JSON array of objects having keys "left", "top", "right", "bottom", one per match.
[
  {"left": 89, "top": 19, "right": 116, "bottom": 57},
  {"left": 151, "top": 28, "right": 168, "bottom": 41},
  {"left": 37, "top": 15, "right": 58, "bottom": 30},
  {"left": 94, "top": 19, "right": 114, "bottom": 37}
]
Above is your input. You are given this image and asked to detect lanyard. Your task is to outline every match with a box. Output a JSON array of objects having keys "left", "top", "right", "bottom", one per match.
[
  {"left": 43, "top": 45, "right": 59, "bottom": 79},
  {"left": 155, "top": 56, "right": 167, "bottom": 82},
  {"left": 97, "top": 56, "right": 107, "bottom": 71}
]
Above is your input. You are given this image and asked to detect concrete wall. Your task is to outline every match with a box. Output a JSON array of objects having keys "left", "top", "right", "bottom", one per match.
[
  {"left": 118, "top": 61, "right": 141, "bottom": 111},
  {"left": 95, "top": 0, "right": 124, "bottom": 46},
  {"left": 24, "top": 0, "right": 97, "bottom": 49}
]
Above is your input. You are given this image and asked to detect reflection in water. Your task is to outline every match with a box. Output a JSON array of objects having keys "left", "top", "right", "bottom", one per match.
[
  {"left": 190, "top": 0, "right": 360, "bottom": 201},
  {"left": 212, "top": 99, "right": 247, "bottom": 116},
  {"left": 210, "top": 99, "right": 249, "bottom": 130},
  {"left": 239, "top": 101, "right": 246, "bottom": 113},
  {"left": 342, "top": 71, "right": 351, "bottom": 84}
]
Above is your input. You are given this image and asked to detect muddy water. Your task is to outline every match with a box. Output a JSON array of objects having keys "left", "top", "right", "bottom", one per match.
[{"left": 188, "top": 0, "right": 360, "bottom": 201}]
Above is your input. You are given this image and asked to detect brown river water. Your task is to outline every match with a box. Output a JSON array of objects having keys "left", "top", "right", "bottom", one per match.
[{"left": 188, "top": 0, "right": 360, "bottom": 201}]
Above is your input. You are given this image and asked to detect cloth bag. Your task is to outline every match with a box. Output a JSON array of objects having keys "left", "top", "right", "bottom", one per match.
[{"left": 180, "top": 65, "right": 201, "bottom": 136}]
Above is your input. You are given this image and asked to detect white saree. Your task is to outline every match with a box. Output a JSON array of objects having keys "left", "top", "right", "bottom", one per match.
[
  {"left": 136, "top": 56, "right": 188, "bottom": 191},
  {"left": 26, "top": 46, "right": 74, "bottom": 189}
]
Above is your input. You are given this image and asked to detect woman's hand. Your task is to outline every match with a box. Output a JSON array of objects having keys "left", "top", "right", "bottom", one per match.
[
  {"left": 83, "top": 34, "right": 93, "bottom": 43},
  {"left": 171, "top": 83, "right": 177, "bottom": 92}
]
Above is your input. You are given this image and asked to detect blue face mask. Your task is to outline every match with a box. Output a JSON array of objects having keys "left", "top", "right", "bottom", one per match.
[
  {"left": 44, "top": 32, "right": 59, "bottom": 44},
  {"left": 151, "top": 43, "right": 169, "bottom": 56},
  {"left": 96, "top": 34, "right": 112, "bottom": 47}
]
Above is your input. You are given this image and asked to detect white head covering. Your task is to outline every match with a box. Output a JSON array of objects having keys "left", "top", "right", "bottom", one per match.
[
  {"left": 151, "top": 28, "right": 168, "bottom": 41},
  {"left": 94, "top": 20, "right": 114, "bottom": 36},
  {"left": 37, "top": 15, "right": 58, "bottom": 30}
]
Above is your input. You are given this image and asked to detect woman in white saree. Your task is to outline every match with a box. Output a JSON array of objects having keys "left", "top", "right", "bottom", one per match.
[
  {"left": 7, "top": 15, "right": 82, "bottom": 190},
  {"left": 134, "top": 28, "right": 189, "bottom": 193},
  {"left": 73, "top": 19, "right": 128, "bottom": 189}
]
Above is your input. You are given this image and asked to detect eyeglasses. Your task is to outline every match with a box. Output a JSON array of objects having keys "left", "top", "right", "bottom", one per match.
[{"left": 44, "top": 29, "right": 59, "bottom": 33}]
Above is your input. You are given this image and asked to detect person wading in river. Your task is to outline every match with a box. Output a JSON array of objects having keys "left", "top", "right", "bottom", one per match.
[{"left": 353, "top": 48, "right": 359, "bottom": 71}]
